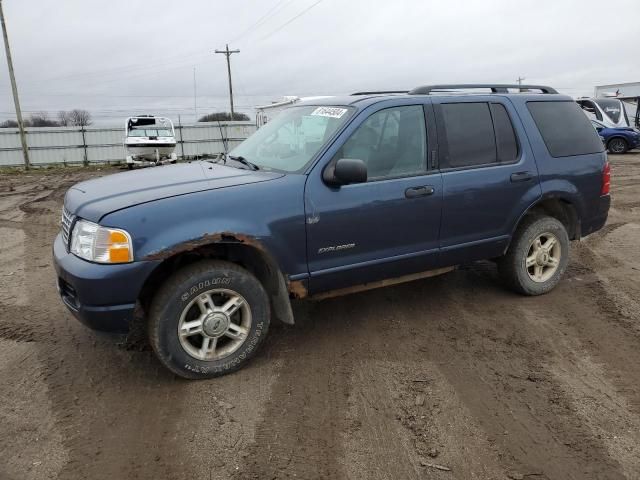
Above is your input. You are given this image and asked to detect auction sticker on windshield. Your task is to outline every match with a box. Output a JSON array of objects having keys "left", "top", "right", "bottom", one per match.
[{"left": 311, "top": 107, "right": 348, "bottom": 118}]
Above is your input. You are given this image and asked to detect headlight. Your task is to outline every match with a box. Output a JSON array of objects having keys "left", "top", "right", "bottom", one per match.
[{"left": 70, "top": 219, "right": 133, "bottom": 263}]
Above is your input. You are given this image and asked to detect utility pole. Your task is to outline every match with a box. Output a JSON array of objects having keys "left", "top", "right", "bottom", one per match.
[
  {"left": 517, "top": 76, "right": 526, "bottom": 90},
  {"left": 193, "top": 67, "right": 197, "bottom": 122},
  {"left": 0, "top": 0, "right": 29, "bottom": 169},
  {"left": 214, "top": 44, "right": 240, "bottom": 119}
]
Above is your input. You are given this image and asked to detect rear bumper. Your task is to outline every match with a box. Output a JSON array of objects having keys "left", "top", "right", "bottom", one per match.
[
  {"left": 53, "top": 233, "right": 160, "bottom": 333},
  {"left": 581, "top": 195, "right": 611, "bottom": 237}
]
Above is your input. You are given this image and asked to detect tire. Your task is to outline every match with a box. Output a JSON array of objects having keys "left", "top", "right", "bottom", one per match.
[
  {"left": 498, "top": 215, "right": 569, "bottom": 296},
  {"left": 148, "top": 260, "right": 270, "bottom": 379},
  {"left": 608, "top": 137, "right": 628, "bottom": 154},
  {"left": 127, "top": 163, "right": 133, "bottom": 170}
]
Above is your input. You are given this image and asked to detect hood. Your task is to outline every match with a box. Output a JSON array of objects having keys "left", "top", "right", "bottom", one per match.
[{"left": 65, "top": 161, "right": 283, "bottom": 222}]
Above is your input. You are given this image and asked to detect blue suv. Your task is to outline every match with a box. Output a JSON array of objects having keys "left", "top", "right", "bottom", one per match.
[
  {"left": 590, "top": 119, "right": 640, "bottom": 154},
  {"left": 54, "top": 84, "right": 611, "bottom": 378}
]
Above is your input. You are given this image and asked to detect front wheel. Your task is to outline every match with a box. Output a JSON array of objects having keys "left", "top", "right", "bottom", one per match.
[
  {"left": 608, "top": 137, "right": 628, "bottom": 154},
  {"left": 498, "top": 215, "right": 569, "bottom": 295},
  {"left": 148, "top": 260, "right": 270, "bottom": 379}
]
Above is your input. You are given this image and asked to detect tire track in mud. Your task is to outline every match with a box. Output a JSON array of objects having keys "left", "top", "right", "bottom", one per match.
[
  {"left": 520, "top": 301, "right": 640, "bottom": 478},
  {"left": 396, "top": 265, "right": 628, "bottom": 480},
  {"left": 235, "top": 281, "right": 512, "bottom": 480},
  {"left": 232, "top": 303, "right": 355, "bottom": 480},
  {"left": 12, "top": 175, "right": 196, "bottom": 480}
]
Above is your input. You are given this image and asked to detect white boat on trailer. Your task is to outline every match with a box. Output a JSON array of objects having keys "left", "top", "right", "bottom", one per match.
[{"left": 124, "top": 115, "right": 178, "bottom": 168}]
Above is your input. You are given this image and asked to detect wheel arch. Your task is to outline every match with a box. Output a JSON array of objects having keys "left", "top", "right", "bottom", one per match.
[{"left": 138, "top": 233, "right": 297, "bottom": 325}]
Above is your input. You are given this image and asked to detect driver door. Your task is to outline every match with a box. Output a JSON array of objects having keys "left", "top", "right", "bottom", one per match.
[{"left": 304, "top": 102, "right": 443, "bottom": 294}]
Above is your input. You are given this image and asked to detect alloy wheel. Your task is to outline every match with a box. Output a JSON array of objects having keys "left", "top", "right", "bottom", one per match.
[
  {"left": 525, "top": 232, "right": 561, "bottom": 283},
  {"left": 177, "top": 288, "right": 252, "bottom": 361}
]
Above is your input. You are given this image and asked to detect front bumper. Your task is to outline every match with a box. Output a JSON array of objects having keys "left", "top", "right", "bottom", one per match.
[{"left": 53, "top": 233, "right": 160, "bottom": 333}]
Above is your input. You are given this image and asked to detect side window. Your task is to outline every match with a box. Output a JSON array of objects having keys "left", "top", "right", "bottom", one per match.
[
  {"left": 490, "top": 103, "right": 519, "bottom": 162},
  {"left": 438, "top": 103, "right": 496, "bottom": 168},
  {"left": 337, "top": 105, "right": 427, "bottom": 180}
]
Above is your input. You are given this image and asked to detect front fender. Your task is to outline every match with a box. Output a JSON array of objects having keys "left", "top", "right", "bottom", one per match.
[{"left": 99, "top": 175, "right": 308, "bottom": 278}]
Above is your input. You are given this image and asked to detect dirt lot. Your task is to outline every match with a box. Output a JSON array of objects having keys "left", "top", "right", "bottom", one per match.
[{"left": 1, "top": 154, "right": 639, "bottom": 480}]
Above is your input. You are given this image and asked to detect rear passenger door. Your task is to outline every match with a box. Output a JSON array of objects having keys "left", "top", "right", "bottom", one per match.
[{"left": 433, "top": 97, "right": 542, "bottom": 264}]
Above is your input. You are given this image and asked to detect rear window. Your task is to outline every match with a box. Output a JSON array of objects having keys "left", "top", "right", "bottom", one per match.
[{"left": 527, "top": 101, "right": 604, "bottom": 157}]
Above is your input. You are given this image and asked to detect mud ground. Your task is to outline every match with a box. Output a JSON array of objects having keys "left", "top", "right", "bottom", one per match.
[{"left": 1, "top": 154, "right": 639, "bottom": 480}]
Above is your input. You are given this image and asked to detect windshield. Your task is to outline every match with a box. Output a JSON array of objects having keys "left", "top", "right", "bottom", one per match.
[
  {"left": 229, "top": 105, "right": 353, "bottom": 172},
  {"left": 128, "top": 128, "right": 173, "bottom": 137},
  {"left": 594, "top": 99, "right": 623, "bottom": 124}
]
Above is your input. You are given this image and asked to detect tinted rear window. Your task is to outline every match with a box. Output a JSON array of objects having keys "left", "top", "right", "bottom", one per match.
[
  {"left": 440, "top": 103, "right": 496, "bottom": 167},
  {"left": 527, "top": 101, "right": 604, "bottom": 157}
]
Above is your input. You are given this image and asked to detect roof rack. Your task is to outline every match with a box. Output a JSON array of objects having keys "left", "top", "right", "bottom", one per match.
[
  {"left": 408, "top": 84, "right": 558, "bottom": 95},
  {"left": 351, "top": 90, "right": 408, "bottom": 96}
]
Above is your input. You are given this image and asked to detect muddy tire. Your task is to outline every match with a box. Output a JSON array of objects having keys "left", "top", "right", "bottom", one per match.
[
  {"left": 148, "top": 260, "right": 270, "bottom": 379},
  {"left": 498, "top": 215, "right": 569, "bottom": 296}
]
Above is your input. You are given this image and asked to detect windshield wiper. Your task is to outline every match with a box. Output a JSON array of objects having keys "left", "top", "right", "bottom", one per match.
[
  {"left": 227, "top": 154, "right": 260, "bottom": 171},
  {"left": 203, "top": 153, "right": 259, "bottom": 171}
]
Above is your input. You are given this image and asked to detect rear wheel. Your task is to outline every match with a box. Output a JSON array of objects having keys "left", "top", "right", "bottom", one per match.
[
  {"left": 148, "top": 260, "right": 270, "bottom": 379},
  {"left": 608, "top": 137, "right": 628, "bottom": 154},
  {"left": 498, "top": 215, "right": 569, "bottom": 295}
]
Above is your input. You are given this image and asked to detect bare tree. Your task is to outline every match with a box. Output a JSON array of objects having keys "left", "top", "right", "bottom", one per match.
[
  {"left": 68, "top": 109, "right": 92, "bottom": 126},
  {"left": 0, "top": 119, "right": 18, "bottom": 128},
  {"left": 57, "top": 109, "right": 92, "bottom": 126},
  {"left": 58, "top": 110, "right": 71, "bottom": 126},
  {"left": 2, "top": 109, "right": 93, "bottom": 128},
  {"left": 28, "top": 111, "right": 58, "bottom": 127}
]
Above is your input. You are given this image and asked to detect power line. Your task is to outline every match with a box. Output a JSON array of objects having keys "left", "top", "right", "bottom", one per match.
[
  {"left": 18, "top": 50, "right": 211, "bottom": 86},
  {"left": 230, "top": 0, "right": 294, "bottom": 44},
  {"left": 259, "top": 0, "right": 325, "bottom": 41},
  {"left": 12, "top": 1, "right": 311, "bottom": 90}
]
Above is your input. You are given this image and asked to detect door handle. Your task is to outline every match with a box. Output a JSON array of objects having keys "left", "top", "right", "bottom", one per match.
[
  {"left": 510, "top": 171, "right": 533, "bottom": 183},
  {"left": 405, "top": 186, "right": 435, "bottom": 198}
]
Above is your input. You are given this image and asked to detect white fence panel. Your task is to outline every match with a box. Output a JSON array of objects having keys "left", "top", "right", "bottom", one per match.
[
  {"left": 29, "top": 147, "right": 85, "bottom": 165},
  {"left": 0, "top": 121, "right": 256, "bottom": 167}
]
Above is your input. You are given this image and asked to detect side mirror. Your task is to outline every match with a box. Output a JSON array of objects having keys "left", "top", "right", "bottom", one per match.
[{"left": 324, "top": 158, "right": 367, "bottom": 185}]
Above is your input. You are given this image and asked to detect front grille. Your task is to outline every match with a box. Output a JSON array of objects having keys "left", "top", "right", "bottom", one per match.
[{"left": 61, "top": 207, "right": 74, "bottom": 249}]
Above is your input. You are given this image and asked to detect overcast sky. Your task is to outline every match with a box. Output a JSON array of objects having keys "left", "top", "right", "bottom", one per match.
[{"left": 1, "top": 0, "right": 639, "bottom": 125}]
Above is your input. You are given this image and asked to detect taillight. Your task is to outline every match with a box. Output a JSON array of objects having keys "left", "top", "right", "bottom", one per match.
[{"left": 601, "top": 161, "right": 611, "bottom": 196}]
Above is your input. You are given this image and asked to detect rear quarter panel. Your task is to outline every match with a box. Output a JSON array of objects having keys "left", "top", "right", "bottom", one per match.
[{"left": 511, "top": 96, "right": 607, "bottom": 233}]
